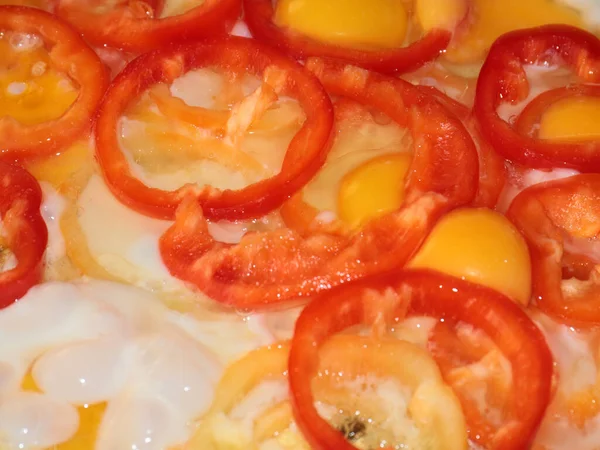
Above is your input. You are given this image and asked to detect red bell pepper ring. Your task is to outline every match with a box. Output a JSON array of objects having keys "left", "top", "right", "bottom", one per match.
[
  {"left": 159, "top": 60, "right": 478, "bottom": 308},
  {"left": 0, "top": 162, "right": 48, "bottom": 308},
  {"left": 56, "top": 0, "right": 241, "bottom": 53},
  {"left": 507, "top": 174, "right": 600, "bottom": 326},
  {"left": 0, "top": 5, "right": 109, "bottom": 160},
  {"left": 244, "top": 0, "right": 452, "bottom": 75},
  {"left": 279, "top": 86, "right": 504, "bottom": 237},
  {"left": 417, "top": 85, "right": 506, "bottom": 209},
  {"left": 94, "top": 36, "right": 334, "bottom": 221},
  {"left": 427, "top": 321, "right": 499, "bottom": 446},
  {"left": 288, "top": 269, "right": 554, "bottom": 450},
  {"left": 474, "top": 24, "right": 600, "bottom": 171},
  {"left": 514, "top": 84, "right": 600, "bottom": 138}
]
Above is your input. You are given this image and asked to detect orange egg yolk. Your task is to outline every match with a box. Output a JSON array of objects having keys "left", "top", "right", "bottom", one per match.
[
  {"left": 0, "top": 31, "right": 77, "bottom": 125},
  {"left": 338, "top": 152, "right": 412, "bottom": 229},
  {"left": 445, "top": 0, "right": 585, "bottom": 63},
  {"left": 408, "top": 208, "right": 532, "bottom": 306},
  {"left": 539, "top": 96, "right": 600, "bottom": 141},
  {"left": 415, "top": 0, "right": 468, "bottom": 32},
  {"left": 21, "top": 371, "right": 106, "bottom": 448},
  {"left": 274, "top": 0, "right": 408, "bottom": 49}
]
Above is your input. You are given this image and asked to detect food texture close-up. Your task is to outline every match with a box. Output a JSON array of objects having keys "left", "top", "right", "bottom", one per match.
[{"left": 1, "top": 0, "right": 600, "bottom": 449}]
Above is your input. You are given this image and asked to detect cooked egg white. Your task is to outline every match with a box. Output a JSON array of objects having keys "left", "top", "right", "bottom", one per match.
[
  {"left": 497, "top": 167, "right": 580, "bottom": 212},
  {"left": 533, "top": 314, "right": 600, "bottom": 449},
  {"left": 0, "top": 280, "right": 277, "bottom": 449},
  {"left": 77, "top": 174, "right": 180, "bottom": 293},
  {"left": 557, "top": 0, "right": 600, "bottom": 28},
  {"left": 119, "top": 68, "right": 301, "bottom": 192}
]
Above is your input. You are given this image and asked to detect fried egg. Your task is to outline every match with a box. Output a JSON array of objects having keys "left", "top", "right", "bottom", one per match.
[{"left": 3, "top": 0, "right": 600, "bottom": 449}]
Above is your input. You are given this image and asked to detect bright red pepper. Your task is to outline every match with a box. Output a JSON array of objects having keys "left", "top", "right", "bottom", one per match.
[
  {"left": 515, "top": 84, "right": 600, "bottom": 138},
  {"left": 0, "top": 163, "right": 48, "bottom": 308},
  {"left": 507, "top": 174, "right": 600, "bottom": 326},
  {"left": 288, "top": 269, "right": 554, "bottom": 450},
  {"left": 56, "top": 0, "right": 240, "bottom": 53},
  {"left": 279, "top": 86, "right": 504, "bottom": 237},
  {"left": 474, "top": 24, "right": 600, "bottom": 171},
  {"left": 159, "top": 60, "right": 478, "bottom": 308},
  {"left": 428, "top": 321, "right": 499, "bottom": 446},
  {"left": 416, "top": 85, "right": 506, "bottom": 209},
  {"left": 0, "top": 5, "right": 109, "bottom": 160},
  {"left": 244, "top": 0, "right": 451, "bottom": 74},
  {"left": 94, "top": 36, "right": 334, "bottom": 221}
]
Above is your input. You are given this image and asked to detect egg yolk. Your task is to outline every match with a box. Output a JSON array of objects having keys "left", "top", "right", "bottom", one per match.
[
  {"left": 21, "top": 371, "right": 106, "bottom": 448},
  {"left": 338, "top": 152, "right": 412, "bottom": 229},
  {"left": 445, "top": 0, "right": 584, "bottom": 63},
  {"left": 538, "top": 96, "right": 600, "bottom": 141},
  {"left": 274, "top": 0, "right": 408, "bottom": 49},
  {"left": 408, "top": 208, "right": 532, "bottom": 306},
  {"left": 56, "top": 403, "right": 107, "bottom": 450},
  {"left": 0, "top": 32, "right": 77, "bottom": 125},
  {"left": 415, "top": 0, "right": 468, "bottom": 32}
]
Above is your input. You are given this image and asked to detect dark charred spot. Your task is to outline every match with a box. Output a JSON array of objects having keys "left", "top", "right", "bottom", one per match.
[{"left": 338, "top": 417, "right": 367, "bottom": 442}]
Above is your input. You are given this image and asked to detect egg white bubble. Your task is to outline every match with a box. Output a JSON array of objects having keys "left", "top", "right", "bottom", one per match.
[{"left": 0, "top": 391, "right": 79, "bottom": 449}]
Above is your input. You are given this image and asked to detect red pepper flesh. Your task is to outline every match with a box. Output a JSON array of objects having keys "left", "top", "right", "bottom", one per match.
[
  {"left": 0, "top": 162, "right": 48, "bottom": 308},
  {"left": 288, "top": 269, "right": 554, "bottom": 450}
]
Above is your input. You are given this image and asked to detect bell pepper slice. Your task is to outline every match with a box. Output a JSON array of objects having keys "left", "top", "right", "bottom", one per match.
[
  {"left": 416, "top": 85, "right": 506, "bottom": 209},
  {"left": 280, "top": 85, "right": 504, "bottom": 236},
  {"left": 0, "top": 5, "right": 109, "bottom": 160},
  {"left": 0, "top": 162, "right": 48, "bottom": 308},
  {"left": 3, "top": 0, "right": 55, "bottom": 10},
  {"left": 159, "top": 60, "right": 479, "bottom": 308},
  {"left": 56, "top": 0, "right": 241, "bottom": 53},
  {"left": 94, "top": 36, "right": 334, "bottom": 221},
  {"left": 474, "top": 24, "right": 600, "bottom": 171},
  {"left": 428, "top": 321, "right": 512, "bottom": 448},
  {"left": 243, "top": 0, "right": 452, "bottom": 75},
  {"left": 506, "top": 174, "right": 600, "bottom": 326},
  {"left": 288, "top": 269, "right": 554, "bottom": 450},
  {"left": 514, "top": 84, "right": 600, "bottom": 139}
]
